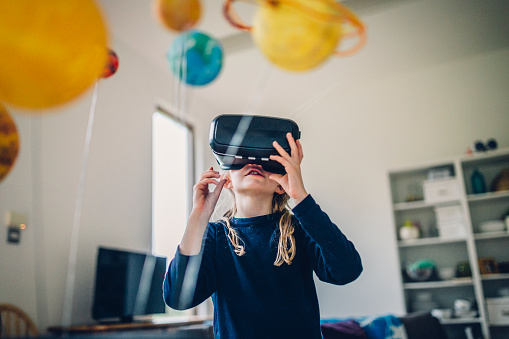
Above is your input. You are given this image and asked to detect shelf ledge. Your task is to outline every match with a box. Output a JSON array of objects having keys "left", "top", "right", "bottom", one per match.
[
  {"left": 403, "top": 278, "right": 473, "bottom": 289},
  {"left": 474, "top": 231, "right": 509, "bottom": 241},
  {"left": 489, "top": 323, "right": 509, "bottom": 327},
  {"left": 480, "top": 273, "right": 509, "bottom": 281},
  {"left": 467, "top": 190, "right": 509, "bottom": 202},
  {"left": 393, "top": 200, "right": 462, "bottom": 211},
  {"left": 398, "top": 237, "right": 466, "bottom": 247}
]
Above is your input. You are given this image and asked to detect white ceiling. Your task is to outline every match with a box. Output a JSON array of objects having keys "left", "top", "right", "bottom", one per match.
[
  {"left": 95, "top": 0, "right": 411, "bottom": 76},
  {"left": 94, "top": 0, "right": 509, "bottom": 118},
  {"left": 96, "top": 0, "right": 256, "bottom": 74}
]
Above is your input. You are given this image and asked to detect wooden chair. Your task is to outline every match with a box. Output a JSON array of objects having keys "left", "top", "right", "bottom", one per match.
[{"left": 0, "top": 304, "right": 39, "bottom": 338}]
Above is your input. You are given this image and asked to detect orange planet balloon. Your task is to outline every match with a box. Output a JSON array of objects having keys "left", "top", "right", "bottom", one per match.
[
  {"left": 0, "top": 0, "right": 108, "bottom": 109},
  {"left": 0, "top": 103, "right": 20, "bottom": 183},
  {"left": 155, "top": 0, "right": 201, "bottom": 32}
]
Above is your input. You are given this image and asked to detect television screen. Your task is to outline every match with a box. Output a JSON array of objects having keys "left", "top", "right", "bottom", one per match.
[{"left": 92, "top": 247, "right": 167, "bottom": 323}]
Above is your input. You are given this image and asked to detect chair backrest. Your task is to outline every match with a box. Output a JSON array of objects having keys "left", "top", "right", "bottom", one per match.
[
  {"left": 400, "top": 311, "right": 447, "bottom": 339},
  {"left": 0, "top": 304, "right": 39, "bottom": 338}
]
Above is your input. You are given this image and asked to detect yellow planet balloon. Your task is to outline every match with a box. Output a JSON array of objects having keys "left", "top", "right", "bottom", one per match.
[
  {"left": 155, "top": 0, "right": 201, "bottom": 32},
  {"left": 0, "top": 103, "right": 20, "bottom": 183},
  {"left": 224, "top": 0, "right": 366, "bottom": 72},
  {"left": 0, "top": 0, "right": 108, "bottom": 109}
]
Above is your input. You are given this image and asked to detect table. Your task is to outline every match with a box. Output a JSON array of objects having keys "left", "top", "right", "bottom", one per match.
[{"left": 46, "top": 316, "right": 213, "bottom": 337}]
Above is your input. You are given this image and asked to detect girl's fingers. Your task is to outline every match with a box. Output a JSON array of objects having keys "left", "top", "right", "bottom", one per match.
[
  {"left": 199, "top": 169, "right": 220, "bottom": 181},
  {"left": 286, "top": 133, "right": 299, "bottom": 158},
  {"left": 268, "top": 173, "right": 283, "bottom": 184},
  {"left": 273, "top": 140, "right": 290, "bottom": 159},
  {"left": 195, "top": 178, "right": 222, "bottom": 191},
  {"left": 205, "top": 168, "right": 219, "bottom": 176},
  {"left": 202, "top": 166, "right": 214, "bottom": 176},
  {"left": 197, "top": 176, "right": 219, "bottom": 188},
  {"left": 211, "top": 178, "right": 226, "bottom": 197},
  {"left": 271, "top": 142, "right": 299, "bottom": 169},
  {"left": 296, "top": 139, "right": 304, "bottom": 161},
  {"left": 202, "top": 178, "right": 222, "bottom": 186},
  {"left": 274, "top": 134, "right": 302, "bottom": 163},
  {"left": 287, "top": 134, "right": 304, "bottom": 163},
  {"left": 269, "top": 154, "right": 291, "bottom": 168}
]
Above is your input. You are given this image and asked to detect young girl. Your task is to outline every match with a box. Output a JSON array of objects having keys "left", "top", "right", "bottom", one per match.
[{"left": 164, "top": 133, "right": 362, "bottom": 338}]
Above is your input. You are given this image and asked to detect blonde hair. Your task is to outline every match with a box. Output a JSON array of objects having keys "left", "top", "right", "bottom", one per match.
[{"left": 221, "top": 191, "right": 296, "bottom": 266}]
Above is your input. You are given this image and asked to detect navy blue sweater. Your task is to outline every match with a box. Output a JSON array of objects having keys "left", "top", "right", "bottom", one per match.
[{"left": 164, "top": 195, "right": 362, "bottom": 338}]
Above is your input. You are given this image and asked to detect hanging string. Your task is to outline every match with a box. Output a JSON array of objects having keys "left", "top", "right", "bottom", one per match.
[
  {"left": 179, "top": 33, "right": 188, "bottom": 124},
  {"left": 170, "top": 31, "right": 193, "bottom": 126},
  {"left": 173, "top": 35, "right": 183, "bottom": 124},
  {"left": 134, "top": 34, "right": 192, "bottom": 314},
  {"left": 173, "top": 47, "right": 181, "bottom": 122},
  {"left": 30, "top": 115, "right": 49, "bottom": 330},
  {"left": 178, "top": 55, "right": 274, "bottom": 311},
  {"left": 61, "top": 80, "right": 100, "bottom": 330}
]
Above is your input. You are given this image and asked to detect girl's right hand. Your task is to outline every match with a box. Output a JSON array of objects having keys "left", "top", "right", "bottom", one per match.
[
  {"left": 192, "top": 167, "right": 226, "bottom": 217},
  {"left": 180, "top": 167, "right": 226, "bottom": 255}
]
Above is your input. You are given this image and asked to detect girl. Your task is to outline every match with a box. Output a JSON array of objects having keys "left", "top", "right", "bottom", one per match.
[{"left": 164, "top": 133, "right": 362, "bottom": 338}]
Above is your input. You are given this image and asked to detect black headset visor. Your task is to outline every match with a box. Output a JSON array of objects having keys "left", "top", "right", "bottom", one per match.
[{"left": 209, "top": 115, "right": 301, "bottom": 175}]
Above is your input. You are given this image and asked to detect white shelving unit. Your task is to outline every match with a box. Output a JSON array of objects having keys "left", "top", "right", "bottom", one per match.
[{"left": 389, "top": 149, "right": 509, "bottom": 339}]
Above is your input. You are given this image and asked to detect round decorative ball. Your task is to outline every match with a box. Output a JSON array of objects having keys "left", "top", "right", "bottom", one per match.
[
  {"left": 0, "top": 0, "right": 108, "bottom": 109},
  {"left": 251, "top": 0, "right": 342, "bottom": 71},
  {"left": 102, "top": 49, "right": 119, "bottom": 78},
  {"left": 167, "top": 30, "right": 223, "bottom": 86},
  {"left": 0, "top": 103, "right": 20, "bottom": 183},
  {"left": 155, "top": 0, "right": 201, "bottom": 32}
]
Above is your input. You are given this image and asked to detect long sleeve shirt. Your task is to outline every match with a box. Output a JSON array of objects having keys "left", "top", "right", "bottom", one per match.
[{"left": 163, "top": 195, "right": 362, "bottom": 339}]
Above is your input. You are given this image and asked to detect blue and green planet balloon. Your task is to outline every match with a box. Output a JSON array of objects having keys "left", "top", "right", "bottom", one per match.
[{"left": 167, "top": 30, "right": 223, "bottom": 86}]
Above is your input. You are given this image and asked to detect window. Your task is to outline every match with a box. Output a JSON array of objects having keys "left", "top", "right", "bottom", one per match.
[
  {"left": 152, "top": 107, "right": 194, "bottom": 258},
  {"left": 152, "top": 107, "right": 194, "bottom": 316}
]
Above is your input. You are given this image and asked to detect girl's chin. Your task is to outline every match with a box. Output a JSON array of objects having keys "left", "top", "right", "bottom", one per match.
[{"left": 235, "top": 184, "right": 278, "bottom": 195}]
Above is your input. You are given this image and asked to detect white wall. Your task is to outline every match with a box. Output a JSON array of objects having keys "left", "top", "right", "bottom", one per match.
[
  {"left": 1, "top": 0, "right": 508, "bottom": 332},
  {"left": 0, "top": 36, "right": 218, "bottom": 330},
  {"left": 310, "top": 48, "right": 509, "bottom": 318},
  {"left": 191, "top": 0, "right": 509, "bottom": 319},
  {"left": 0, "top": 114, "right": 38, "bottom": 323}
]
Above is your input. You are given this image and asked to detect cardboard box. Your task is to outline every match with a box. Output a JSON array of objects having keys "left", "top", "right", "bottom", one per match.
[
  {"left": 423, "top": 178, "right": 462, "bottom": 203},
  {"left": 438, "top": 222, "right": 467, "bottom": 239},
  {"left": 486, "top": 297, "right": 509, "bottom": 325},
  {"left": 434, "top": 205, "right": 465, "bottom": 223}
]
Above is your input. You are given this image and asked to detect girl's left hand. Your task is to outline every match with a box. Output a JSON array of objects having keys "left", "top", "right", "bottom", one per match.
[{"left": 269, "top": 133, "right": 309, "bottom": 205}]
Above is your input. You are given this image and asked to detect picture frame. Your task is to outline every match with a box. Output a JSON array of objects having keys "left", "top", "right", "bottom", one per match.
[{"left": 479, "top": 257, "right": 498, "bottom": 275}]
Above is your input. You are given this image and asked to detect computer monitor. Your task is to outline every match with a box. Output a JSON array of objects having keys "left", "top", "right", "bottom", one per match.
[{"left": 92, "top": 247, "right": 167, "bottom": 323}]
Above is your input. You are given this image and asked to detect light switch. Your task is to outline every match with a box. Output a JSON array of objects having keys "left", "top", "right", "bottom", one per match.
[{"left": 7, "top": 227, "right": 21, "bottom": 244}]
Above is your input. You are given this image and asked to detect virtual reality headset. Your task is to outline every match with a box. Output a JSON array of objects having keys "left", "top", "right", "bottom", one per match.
[{"left": 209, "top": 114, "right": 301, "bottom": 175}]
